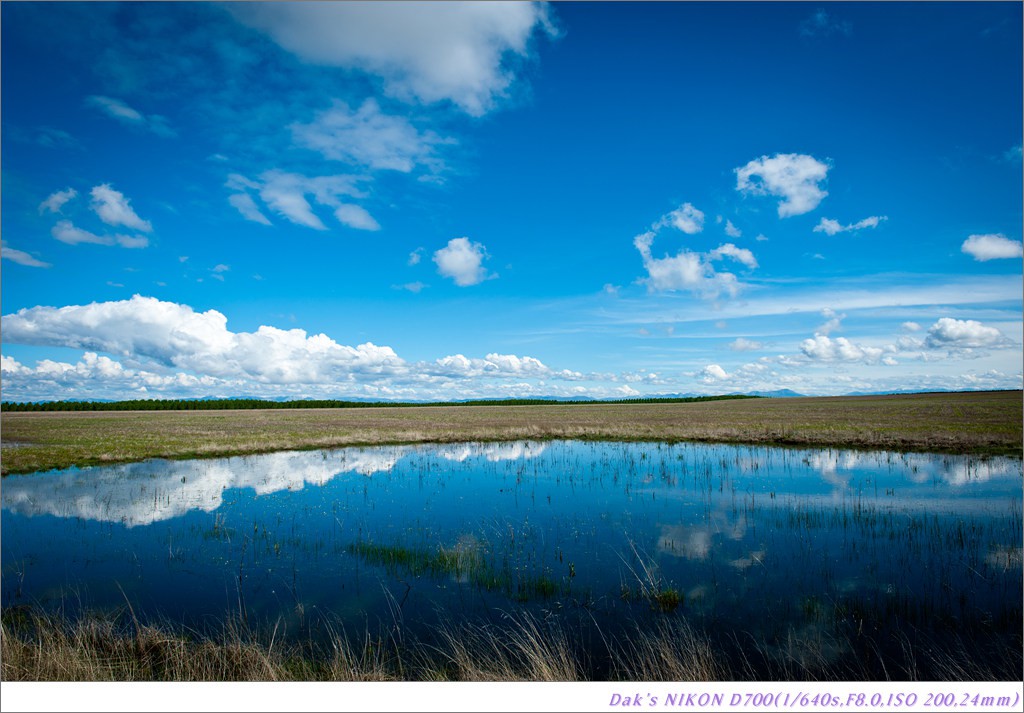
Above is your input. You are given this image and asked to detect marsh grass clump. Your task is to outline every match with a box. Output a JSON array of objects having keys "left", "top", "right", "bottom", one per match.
[
  {"left": 347, "top": 539, "right": 569, "bottom": 601},
  {"left": 610, "top": 617, "right": 725, "bottom": 681},
  {"left": 429, "top": 613, "right": 583, "bottom": 681}
]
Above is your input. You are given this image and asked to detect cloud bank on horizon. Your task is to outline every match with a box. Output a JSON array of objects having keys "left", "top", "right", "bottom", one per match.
[{"left": 1, "top": 2, "right": 1021, "bottom": 401}]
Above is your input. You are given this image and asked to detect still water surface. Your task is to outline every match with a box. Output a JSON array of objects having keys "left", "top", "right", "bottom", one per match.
[{"left": 2, "top": 440, "right": 1021, "bottom": 670}]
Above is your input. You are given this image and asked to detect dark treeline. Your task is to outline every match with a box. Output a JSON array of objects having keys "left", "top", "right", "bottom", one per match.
[{"left": 1, "top": 394, "right": 759, "bottom": 412}]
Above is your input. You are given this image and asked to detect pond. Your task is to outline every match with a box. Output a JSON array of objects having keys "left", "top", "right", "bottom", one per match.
[{"left": 2, "top": 440, "right": 1021, "bottom": 678}]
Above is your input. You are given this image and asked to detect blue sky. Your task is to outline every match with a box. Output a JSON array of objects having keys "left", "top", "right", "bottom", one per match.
[{"left": 1, "top": 1, "right": 1021, "bottom": 402}]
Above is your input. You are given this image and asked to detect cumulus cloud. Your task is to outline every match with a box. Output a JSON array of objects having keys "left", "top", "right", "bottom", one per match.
[
  {"left": 924, "top": 318, "right": 1009, "bottom": 349},
  {"left": 0, "top": 297, "right": 625, "bottom": 402},
  {"left": 634, "top": 232, "right": 755, "bottom": 299},
  {"left": 799, "top": 335, "right": 887, "bottom": 364},
  {"left": 291, "top": 98, "right": 447, "bottom": 173},
  {"left": 230, "top": 2, "right": 557, "bottom": 116},
  {"left": 1, "top": 241, "right": 51, "bottom": 268},
  {"left": 708, "top": 243, "right": 758, "bottom": 269},
  {"left": 86, "top": 95, "right": 176, "bottom": 137},
  {"left": 433, "top": 237, "right": 493, "bottom": 286},
  {"left": 408, "top": 248, "right": 424, "bottom": 266},
  {"left": 701, "top": 364, "right": 729, "bottom": 380},
  {"left": 961, "top": 233, "right": 1023, "bottom": 261},
  {"left": 0, "top": 296, "right": 404, "bottom": 384},
  {"left": 227, "top": 171, "right": 369, "bottom": 231},
  {"left": 813, "top": 215, "right": 887, "bottom": 236},
  {"left": 39, "top": 188, "right": 77, "bottom": 214},
  {"left": 735, "top": 153, "right": 831, "bottom": 217},
  {"left": 816, "top": 307, "right": 844, "bottom": 335},
  {"left": 90, "top": 184, "right": 153, "bottom": 232},
  {"left": 657, "top": 202, "right": 705, "bottom": 234},
  {"left": 724, "top": 220, "right": 742, "bottom": 238}
]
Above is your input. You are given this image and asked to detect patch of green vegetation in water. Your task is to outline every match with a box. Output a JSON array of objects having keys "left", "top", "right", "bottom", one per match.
[{"left": 347, "top": 540, "right": 569, "bottom": 602}]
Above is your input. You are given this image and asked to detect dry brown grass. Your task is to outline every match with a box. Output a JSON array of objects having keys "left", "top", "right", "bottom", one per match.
[
  {"left": 3, "top": 607, "right": 1019, "bottom": 682},
  {"left": 2, "top": 391, "right": 1020, "bottom": 474},
  {"left": 609, "top": 618, "right": 726, "bottom": 681}
]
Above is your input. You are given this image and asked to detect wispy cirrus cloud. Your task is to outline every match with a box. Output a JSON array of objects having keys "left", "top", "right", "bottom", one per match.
[
  {"left": 51, "top": 220, "right": 148, "bottom": 249},
  {"left": 39, "top": 188, "right": 78, "bottom": 214},
  {"left": 291, "top": 98, "right": 448, "bottom": 174},
  {"left": 226, "top": 170, "right": 378, "bottom": 231},
  {"left": 813, "top": 215, "right": 887, "bottom": 236},
  {"left": 1, "top": 241, "right": 51, "bottom": 268},
  {"left": 90, "top": 184, "right": 153, "bottom": 232},
  {"left": 86, "top": 95, "right": 176, "bottom": 138}
]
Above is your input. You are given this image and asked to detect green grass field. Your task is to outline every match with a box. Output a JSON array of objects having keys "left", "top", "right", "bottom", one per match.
[{"left": 2, "top": 390, "right": 1020, "bottom": 475}]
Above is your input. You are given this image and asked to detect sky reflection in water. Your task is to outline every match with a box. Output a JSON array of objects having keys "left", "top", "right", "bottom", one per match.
[{"left": 2, "top": 441, "right": 1020, "bottom": 659}]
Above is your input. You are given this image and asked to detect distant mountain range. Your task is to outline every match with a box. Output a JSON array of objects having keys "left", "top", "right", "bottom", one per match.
[{"left": 17, "top": 387, "right": 1021, "bottom": 408}]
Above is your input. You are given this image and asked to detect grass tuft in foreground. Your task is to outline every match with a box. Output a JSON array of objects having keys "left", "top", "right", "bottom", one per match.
[{"left": 2, "top": 606, "right": 1019, "bottom": 682}]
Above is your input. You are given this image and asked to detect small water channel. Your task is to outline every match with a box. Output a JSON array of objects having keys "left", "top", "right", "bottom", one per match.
[{"left": 2, "top": 440, "right": 1021, "bottom": 677}]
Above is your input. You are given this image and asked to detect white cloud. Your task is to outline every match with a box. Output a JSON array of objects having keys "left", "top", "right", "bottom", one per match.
[
  {"left": 51, "top": 220, "right": 147, "bottom": 249},
  {"left": 735, "top": 153, "right": 831, "bottom": 217},
  {"left": 408, "top": 248, "right": 424, "bottom": 266},
  {"left": 1004, "top": 145, "right": 1022, "bottom": 163},
  {"left": 291, "top": 98, "right": 446, "bottom": 173},
  {"left": 816, "top": 307, "right": 844, "bottom": 335},
  {"left": 0, "top": 295, "right": 405, "bottom": 384},
  {"left": 961, "top": 233, "right": 1023, "bottom": 261},
  {"left": 114, "top": 234, "right": 149, "bottom": 249},
  {"left": 813, "top": 215, "right": 887, "bottom": 236},
  {"left": 658, "top": 202, "right": 705, "bottom": 234},
  {"left": 729, "top": 337, "right": 763, "bottom": 352},
  {"left": 634, "top": 232, "right": 750, "bottom": 299},
  {"left": 724, "top": 220, "right": 741, "bottom": 238},
  {"left": 433, "top": 237, "right": 493, "bottom": 286},
  {"left": 90, "top": 184, "right": 153, "bottom": 232},
  {"left": 39, "top": 188, "right": 77, "bottom": 214},
  {"left": 85, "top": 95, "right": 175, "bottom": 138},
  {"left": 901, "top": 322, "right": 922, "bottom": 333},
  {"left": 709, "top": 243, "right": 758, "bottom": 269},
  {"left": 701, "top": 364, "right": 729, "bottom": 380},
  {"left": 0, "top": 297, "right": 630, "bottom": 402},
  {"left": 230, "top": 1, "right": 557, "bottom": 116},
  {"left": 228, "top": 171, "right": 368, "bottom": 231},
  {"left": 924, "top": 318, "right": 1008, "bottom": 349},
  {"left": 227, "top": 192, "right": 272, "bottom": 226},
  {"left": 52, "top": 220, "right": 114, "bottom": 246},
  {"left": 1, "top": 241, "right": 51, "bottom": 268},
  {"left": 334, "top": 203, "right": 381, "bottom": 231},
  {"left": 799, "top": 335, "right": 886, "bottom": 363}
]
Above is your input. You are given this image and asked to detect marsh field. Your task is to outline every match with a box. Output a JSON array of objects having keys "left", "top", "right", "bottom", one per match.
[
  {"left": 2, "top": 390, "right": 1021, "bottom": 475},
  {"left": 1, "top": 391, "right": 1022, "bottom": 682}
]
